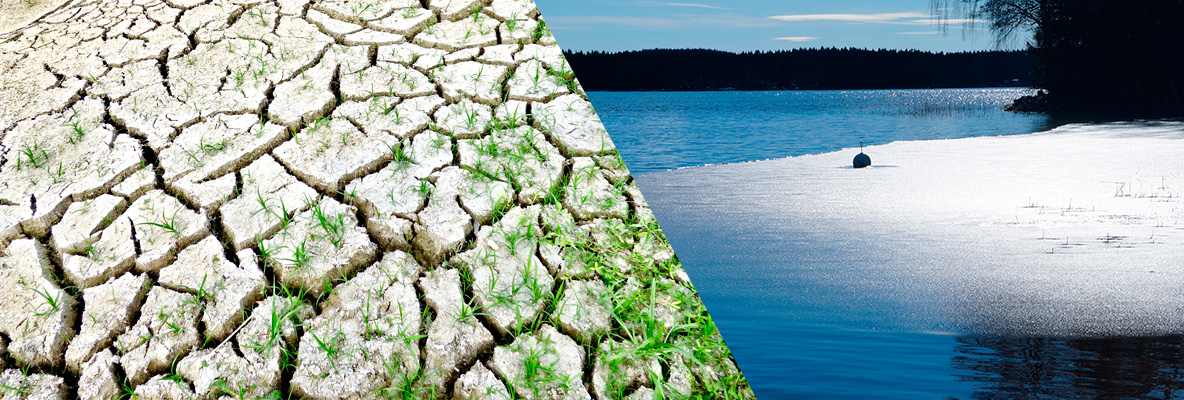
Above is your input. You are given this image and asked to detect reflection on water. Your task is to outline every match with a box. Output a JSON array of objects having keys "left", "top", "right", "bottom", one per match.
[{"left": 953, "top": 335, "right": 1184, "bottom": 399}]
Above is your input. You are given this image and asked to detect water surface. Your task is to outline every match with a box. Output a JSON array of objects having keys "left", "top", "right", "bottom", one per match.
[
  {"left": 590, "top": 88, "right": 1051, "bottom": 174},
  {"left": 592, "top": 89, "right": 1184, "bottom": 399}
]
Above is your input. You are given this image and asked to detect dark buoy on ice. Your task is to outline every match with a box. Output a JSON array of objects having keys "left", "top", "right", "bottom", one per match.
[{"left": 853, "top": 141, "right": 871, "bottom": 168}]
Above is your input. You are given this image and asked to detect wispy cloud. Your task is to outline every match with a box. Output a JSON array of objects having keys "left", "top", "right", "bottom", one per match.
[
  {"left": 647, "top": 1, "right": 733, "bottom": 10},
  {"left": 774, "top": 36, "right": 818, "bottom": 42},
  {"left": 769, "top": 12, "right": 928, "bottom": 23},
  {"left": 896, "top": 31, "right": 940, "bottom": 35},
  {"left": 543, "top": 16, "right": 683, "bottom": 28},
  {"left": 768, "top": 12, "right": 986, "bottom": 26},
  {"left": 545, "top": 14, "right": 777, "bottom": 29}
]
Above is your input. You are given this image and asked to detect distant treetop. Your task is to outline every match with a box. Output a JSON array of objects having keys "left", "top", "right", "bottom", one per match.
[{"left": 563, "top": 48, "right": 1033, "bottom": 92}]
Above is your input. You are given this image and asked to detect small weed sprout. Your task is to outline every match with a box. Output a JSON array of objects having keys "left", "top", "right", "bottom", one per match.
[
  {"left": 233, "top": 69, "right": 246, "bottom": 87},
  {"left": 385, "top": 141, "right": 414, "bottom": 169},
  {"left": 138, "top": 209, "right": 183, "bottom": 238},
  {"left": 310, "top": 330, "right": 345, "bottom": 373},
  {"left": 311, "top": 202, "right": 347, "bottom": 248},
  {"left": 158, "top": 306, "right": 184, "bottom": 335},
  {"left": 251, "top": 8, "right": 269, "bottom": 26},
  {"left": 286, "top": 240, "right": 312, "bottom": 269},
  {"left": 16, "top": 143, "right": 51, "bottom": 170},
  {"left": 182, "top": 147, "right": 204, "bottom": 168},
  {"left": 0, "top": 380, "right": 29, "bottom": 395},
  {"left": 182, "top": 275, "right": 217, "bottom": 308},
  {"left": 50, "top": 162, "right": 67, "bottom": 184},
  {"left": 351, "top": 3, "right": 374, "bottom": 23},
  {"left": 199, "top": 136, "right": 227, "bottom": 155},
  {"left": 532, "top": 19, "right": 550, "bottom": 42},
  {"left": 410, "top": 180, "right": 433, "bottom": 199},
  {"left": 80, "top": 243, "right": 99, "bottom": 260},
  {"left": 278, "top": 199, "right": 294, "bottom": 230},
  {"left": 68, "top": 120, "right": 86, "bottom": 143},
  {"left": 257, "top": 238, "right": 277, "bottom": 264},
  {"left": 506, "top": 15, "right": 519, "bottom": 32},
  {"left": 309, "top": 116, "right": 331, "bottom": 135},
  {"left": 32, "top": 287, "right": 61, "bottom": 317}
]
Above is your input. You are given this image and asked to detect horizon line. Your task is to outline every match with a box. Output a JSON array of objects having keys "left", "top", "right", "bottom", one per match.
[{"left": 561, "top": 47, "right": 1027, "bottom": 54}]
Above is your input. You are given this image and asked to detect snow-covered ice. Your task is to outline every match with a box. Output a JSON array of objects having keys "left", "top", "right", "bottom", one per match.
[{"left": 639, "top": 121, "right": 1184, "bottom": 336}]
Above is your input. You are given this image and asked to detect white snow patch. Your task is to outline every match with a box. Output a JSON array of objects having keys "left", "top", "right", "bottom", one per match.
[{"left": 640, "top": 121, "right": 1184, "bottom": 336}]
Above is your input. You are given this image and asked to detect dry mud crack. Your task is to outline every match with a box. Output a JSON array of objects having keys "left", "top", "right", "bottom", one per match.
[{"left": 0, "top": 0, "right": 755, "bottom": 398}]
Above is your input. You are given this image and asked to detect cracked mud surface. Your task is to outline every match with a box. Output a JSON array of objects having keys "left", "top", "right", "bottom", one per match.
[{"left": 0, "top": 0, "right": 754, "bottom": 398}]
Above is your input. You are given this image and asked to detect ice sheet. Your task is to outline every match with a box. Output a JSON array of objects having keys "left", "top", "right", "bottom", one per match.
[{"left": 638, "top": 121, "right": 1184, "bottom": 336}]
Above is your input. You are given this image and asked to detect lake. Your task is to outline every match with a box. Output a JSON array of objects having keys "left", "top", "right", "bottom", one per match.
[
  {"left": 589, "top": 88, "right": 1052, "bottom": 174},
  {"left": 590, "top": 89, "right": 1184, "bottom": 399}
]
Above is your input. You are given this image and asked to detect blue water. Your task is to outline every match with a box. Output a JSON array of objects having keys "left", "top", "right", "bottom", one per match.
[
  {"left": 592, "top": 89, "right": 1184, "bottom": 399},
  {"left": 589, "top": 88, "right": 1054, "bottom": 174}
]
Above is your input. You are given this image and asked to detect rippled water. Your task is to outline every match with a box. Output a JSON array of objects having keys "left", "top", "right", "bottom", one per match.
[
  {"left": 592, "top": 89, "right": 1184, "bottom": 399},
  {"left": 589, "top": 88, "right": 1053, "bottom": 174}
]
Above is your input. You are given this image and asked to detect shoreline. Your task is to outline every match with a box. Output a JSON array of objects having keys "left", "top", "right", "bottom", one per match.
[{"left": 584, "top": 85, "right": 1034, "bottom": 93}]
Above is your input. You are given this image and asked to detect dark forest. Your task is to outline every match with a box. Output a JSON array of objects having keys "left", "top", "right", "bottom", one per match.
[
  {"left": 563, "top": 48, "right": 1034, "bottom": 92},
  {"left": 1010, "top": 0, "right": 1184, "bottom": 117}
]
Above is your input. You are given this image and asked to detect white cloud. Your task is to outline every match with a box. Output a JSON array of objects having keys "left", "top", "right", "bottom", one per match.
[
  {"left": 769, "top": 12, "right": 929, "bottom": 23},
  {"left": 773, "top": 36, "right": 818, "bottom": 42},
  {"left": 654, "top": 2, "right": 732, "bottom": 10},
  {"left": 896, "top": 31, "right": 940, "bottom": 35},
  {"left": 768, "top": 12, "right": 987, "bottom": 26},
  {"left": 545, "top": 14, "right": 777, "bottom": 29}
]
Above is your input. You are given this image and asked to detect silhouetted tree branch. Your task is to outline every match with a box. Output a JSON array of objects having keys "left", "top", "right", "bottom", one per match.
[{"left": 931, "top": 0, "right": 1040, "bottom": 46}]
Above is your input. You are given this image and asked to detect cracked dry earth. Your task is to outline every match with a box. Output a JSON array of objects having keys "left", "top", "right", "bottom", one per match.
[{"left": 0, "top": 0, "right": 756, "bottom": 399}]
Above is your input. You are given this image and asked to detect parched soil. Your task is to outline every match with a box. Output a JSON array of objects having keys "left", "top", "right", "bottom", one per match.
[{"left": 0, "top": 0, "right": 755, "bottom": 399}]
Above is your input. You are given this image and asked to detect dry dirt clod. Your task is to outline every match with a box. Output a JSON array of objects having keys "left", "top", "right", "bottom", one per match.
[
  {"left": 417, "top": 268, "right": 495, "bottom": 394},
  {"left": 454, "top": 206, "right": 553, "bottom": 336},
  {"left": 261, "top": 196, "right": 378, "bottom": 298},
  {"left": 77, "top": 349, "right": 120, "bottom": 400},
  {"left": 0, "top": 369, "right": 67, "bottom": 400},
  {"left": 488, "top": 324, "right": 591, "bottom": 400},
  {"left": 414, "top": 16, "right": 499, "bottom": 52},
  {"left": 0, "top": 239, "right": 76, "bottom": 370},
  {"left": 590, "top": 339, "right": 662, "bottom": 400},
  {"left": 553, "top": 279, "right": 611, "bottom": 344},
  {"left": 115, "top": 286, "right": 202, "bottom": 386},
  {"left": 158, "top": 236, "right": 265, "bottom": 343},
  {"left": 563, "top": 157, "right": 628, "bottom": 221},
  {"left": 49, "top": 195, "right": 126, "bottom": 255},
  {"left": 273, "top": 117, "right": 395, "bottom": 194},
  {"left": 177, "top": 294, "right": 313, "bottom": 399},
  {"left": 532, "top": 94, "right": 617, "bottom": 157},
  {"left": 452, "top": 362, "right": 512, "bottom": 400},
  {"left": 65, "top": 272, "right": 148, "bottom": 373},
  {"left": 124, "top": 190, "right": 210, "bottom": 273},
  {"left": 290, "top": 251, "right": 423, "bottom": 399},
  {"left": 60, "top": 217, "right": 137, "bottom": 290},
  {"left": 220, "top": 155, "right": 319, "bottom": 252},
  {"left": 132, "top": 375, "right": 199, "bottom": 400}
]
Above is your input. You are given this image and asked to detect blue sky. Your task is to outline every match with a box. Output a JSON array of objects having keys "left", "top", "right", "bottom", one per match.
[{"left": 535, "top": 0, "right": 1031, "bottom": 53}]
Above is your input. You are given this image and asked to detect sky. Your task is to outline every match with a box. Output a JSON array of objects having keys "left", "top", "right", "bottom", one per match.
[{"left": 534, "top": 0, "right": 1032, "bottom": 53}]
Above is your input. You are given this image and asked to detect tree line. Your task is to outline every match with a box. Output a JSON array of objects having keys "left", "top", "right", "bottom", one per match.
[{"left": 563, "top": 48, "right": 1033, "bottom": 92}]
